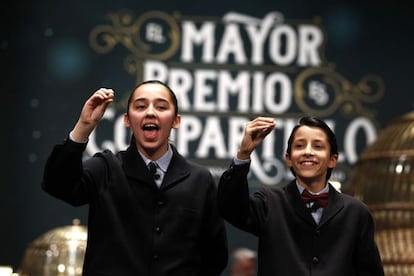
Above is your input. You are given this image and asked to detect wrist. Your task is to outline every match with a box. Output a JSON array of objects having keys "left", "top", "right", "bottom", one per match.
[
  {"left": 237, "top": 150, "right": 251, "bottom": 160},
  {"left": 69, "top": 130, "right": 89, "bottom": 143}
]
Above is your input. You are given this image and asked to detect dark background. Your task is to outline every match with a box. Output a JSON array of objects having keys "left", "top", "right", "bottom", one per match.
[{"left": 1, "top": 0, "right": 413, "bottom": 273}]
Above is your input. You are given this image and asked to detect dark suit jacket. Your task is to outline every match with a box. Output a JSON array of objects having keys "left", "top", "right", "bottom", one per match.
[
  {"left": 42, "top": 138, "right": 228, "bottom": 276},
  {"left": 217, "top": 162, "right": 384, "bottom": 276}
]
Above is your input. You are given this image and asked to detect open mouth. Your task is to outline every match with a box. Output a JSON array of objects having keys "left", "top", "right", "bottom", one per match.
[
  {"left": 143, "top": 124, "right": 159, "bottom": 131},
  {"left": 143, "top": 123, "right": 159, "bottom": 140}
]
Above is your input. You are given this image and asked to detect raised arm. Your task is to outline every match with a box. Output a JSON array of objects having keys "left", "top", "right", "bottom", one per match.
[
  {"left": 41, "top": 88, "right": 115, "bottom": 205},
  {"left": 217, "top": 117, "right": 275, "bottom": 233}
]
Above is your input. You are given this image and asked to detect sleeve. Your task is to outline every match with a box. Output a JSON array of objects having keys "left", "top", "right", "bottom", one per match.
[
  {"left": 217, "top": 162, "right": 262, "bottom": 235},
  {"left": 355, "top": 208, "right": 385, "bottom": 276},
  {"left": 41, "top": 137, "right": 96, "bottom": 206}
]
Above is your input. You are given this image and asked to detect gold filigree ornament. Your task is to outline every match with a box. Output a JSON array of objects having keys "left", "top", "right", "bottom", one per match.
[
  {"left": 89, "top": 9, "right": 180, "bottom": 60},
  {"left": 294, "top": 65, "right": 384, "bottom": 118}
]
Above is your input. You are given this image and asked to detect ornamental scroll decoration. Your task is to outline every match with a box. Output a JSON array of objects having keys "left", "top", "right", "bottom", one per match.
[
  {"left": 89, "top": 9, "right": 180, "bottom": 80},
  {"left": 294, "top": 65, "right": 384, "bottom": 118}
]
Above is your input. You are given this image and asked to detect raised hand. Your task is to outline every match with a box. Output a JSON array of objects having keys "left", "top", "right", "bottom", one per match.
[
  {"left": 71, "top": 88, "right": 115, "bottom": 142},
  {"left": 237, "top": 117, "right": 276, "bottom": 160}
]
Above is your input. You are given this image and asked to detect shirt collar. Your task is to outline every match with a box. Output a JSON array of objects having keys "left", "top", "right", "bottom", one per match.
[
  {"left": 139, "top": 144, "right": 173, "bottom": 173},
  {"left": 296, "top": 182, "right": 330, "bottom": 195}
]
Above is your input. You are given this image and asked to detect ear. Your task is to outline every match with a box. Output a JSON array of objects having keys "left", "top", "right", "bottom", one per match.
[
  {"left": 285, "top": 152, "right": 292, "bottom": 167},
  {"left": 172, "top": 114, "right": 181, "bottom": 129},
  {"left": 123, "top": 113, "right": 130, "bottom": 127},
  {"left": 328, "top": 154, "right": 339, "bottom": 168}
]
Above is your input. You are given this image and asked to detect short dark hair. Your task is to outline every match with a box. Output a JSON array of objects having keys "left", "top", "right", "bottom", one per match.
[
  {"left": 286, "top": 116, "right": 338, "bottom": 180},
  {"left": 127, "top": 80, "right": 179, "bottom": 116}
]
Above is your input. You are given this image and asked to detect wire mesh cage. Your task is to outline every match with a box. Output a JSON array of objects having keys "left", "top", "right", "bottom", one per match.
[{"left": 349, "top": 112, "right": 414, "bottom": 276}]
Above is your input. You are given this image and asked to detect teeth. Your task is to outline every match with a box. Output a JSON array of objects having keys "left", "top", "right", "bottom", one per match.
[{"left": 143, "top": 124, "right": 158, "bottom": 130}]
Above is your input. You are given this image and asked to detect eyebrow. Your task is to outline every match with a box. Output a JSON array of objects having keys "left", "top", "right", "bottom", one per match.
[
  {"left": 134, "top": 97, "right": 170, "bottom": 104},
  {"left": 294, "top": 138, "right": 326, "bottom": 143}
]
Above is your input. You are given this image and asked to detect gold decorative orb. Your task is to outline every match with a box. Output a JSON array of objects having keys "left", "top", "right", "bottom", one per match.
[{"left": 19, "top": 219, "right": 87, "bottom": 276}]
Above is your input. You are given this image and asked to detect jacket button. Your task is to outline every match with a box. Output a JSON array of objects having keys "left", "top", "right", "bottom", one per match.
[
  {"left": 157, "top": 200, "right": 164, "bottom": 206},
  {"left": 155, "top": 226, "right": 161, "bottom": 233},
  {"left": 312, "top": 256, "right": 319, "bottom": 264},
  {"left": 153, "top": 254, "right": 159, "bottom": 260},
  {"left": 223, "top": 168, "right": 233, "bottom": 180}
]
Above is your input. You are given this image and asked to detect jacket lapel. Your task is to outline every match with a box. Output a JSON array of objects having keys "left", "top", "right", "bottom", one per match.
[
  {"left": 120, "top": 142, "right": 192, "bottom": 190},
  {"left": 318, "top": 184, "right": 344, "bottom": 226},
  {"left": 160, "top": 146, "right": 190, "bottom": 190},
  {"left": 120, "top": 143, "right": 159, "bottom": 190},
  {"left": 286, "top": 181, "right": 316, "bottom": 226}
]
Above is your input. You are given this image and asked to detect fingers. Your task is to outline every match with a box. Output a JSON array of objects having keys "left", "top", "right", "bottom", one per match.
[
  {"left": 80, "top": 88, "right": 116, "bottom": 120},
  {"left": 92, "top": 88, "right": 115, "bottom": 102},
  {"left": 247, "top": 117, "right": 276, "bottom": 134},
  {"left": 86, "top": 88, "right": 115, "bottom": 111},
  {"left": 238, "top": 117, "right": 276, "bottom": 158}
]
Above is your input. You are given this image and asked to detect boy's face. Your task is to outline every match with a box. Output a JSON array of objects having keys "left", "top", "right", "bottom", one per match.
[
  {"left": 124, "top": 83, "right": 181, "bottom": 159},
  {"left": 285, "top": 125, "right": 338, "bottom": 186}
]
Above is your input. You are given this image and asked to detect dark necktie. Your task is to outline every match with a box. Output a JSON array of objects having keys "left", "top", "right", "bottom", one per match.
[
  {"left": 148, "top": 161, "right": 160, "bottom": 180},
  {"left": 301, "top": 189, "right": 328, "bottom": 212}
]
